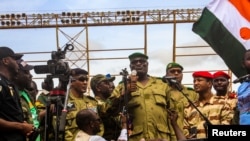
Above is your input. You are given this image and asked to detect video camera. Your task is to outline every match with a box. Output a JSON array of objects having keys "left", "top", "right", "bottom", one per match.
[{"left": 34, "top": 44, "right": 74, "bottom": 91}]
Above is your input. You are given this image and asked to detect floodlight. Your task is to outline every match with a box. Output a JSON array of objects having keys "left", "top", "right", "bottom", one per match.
[
  {"left": 1, "top": 21, "right": 5, "bottom": 25},
  {"left": 1, "top": 15, "right": 5, "bottom": 19},
  {"left": 21, "top": 13, "right": 26, "bottom": 17},
  {"left": 17, "top": 21, "right": 21, "bottom": 25},
  {"left": 62, "top": 12, "right": 66, "bottom": 16},
  {"left": 6, "top": 14, "right": 10, "bottom": 18},
  {"left": 6, "top": 21, "right": 10, "bottom": 26}
]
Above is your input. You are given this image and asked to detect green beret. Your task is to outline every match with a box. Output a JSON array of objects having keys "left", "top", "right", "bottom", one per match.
[
  {"left": 128, "top": 52, "right": 148, "bottom": 60},
  {"left": 166, "top": 62, "right": 183, "bottom": 71}
]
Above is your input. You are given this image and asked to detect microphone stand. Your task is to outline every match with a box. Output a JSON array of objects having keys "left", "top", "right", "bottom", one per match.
[
  {"left": 120, "top": 68, "right": 130, "bottom": 141},
  {"left": 169, "top": 80, "right": 212, "bottom": 138}
]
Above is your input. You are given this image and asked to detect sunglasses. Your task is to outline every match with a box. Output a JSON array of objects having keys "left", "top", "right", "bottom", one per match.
[{"left": 71, "top": 76, "right": 88, "bottom": 82}]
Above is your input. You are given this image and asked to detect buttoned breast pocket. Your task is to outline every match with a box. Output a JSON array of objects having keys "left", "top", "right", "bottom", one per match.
[
  {"left": 127, "top": 92, "right": 141, "bottom": 109},
  {"left": 153, "top": 89, "right": 167, "bottom": 107}
]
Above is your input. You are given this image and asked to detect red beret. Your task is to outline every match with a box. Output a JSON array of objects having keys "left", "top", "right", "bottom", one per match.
[
  {"left": 213, "top": 71, "right": 230, "bottom": 79},
  {"left": 192, "top": 71, "right": 213, "bottom": 79}
]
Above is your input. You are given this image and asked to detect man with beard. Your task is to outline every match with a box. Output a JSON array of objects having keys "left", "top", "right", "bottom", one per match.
[
  {"left": 108, "top": 52, "right": 173, "bottom": 141},
  {"left": 212, "top": 71, "right": 238, "bottom": 124},
  {"left": 90, "top": 74, "right": 119, "bottom": 140},
  {"left": 14, "top": 59, "right": 41, "bottom": 141},
  {"left": 63, "top": 68, "right": 98, "bottom": 141},
  {"left": 0, "top": 47, "right": 33, "bottom": 141}
]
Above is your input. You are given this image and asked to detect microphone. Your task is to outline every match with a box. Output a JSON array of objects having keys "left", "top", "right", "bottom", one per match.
[
  {"left": 130, "top": 70, "right": 137, "bottom": 83},
  {"left": 162, "top": 76, "right": 178, "bottom": 84},
  {"left": 233, "top": 74, "right": 250, "bottom": 83},
  {"left": 131, "top": 70, "right": 137, "bottom": 76}
]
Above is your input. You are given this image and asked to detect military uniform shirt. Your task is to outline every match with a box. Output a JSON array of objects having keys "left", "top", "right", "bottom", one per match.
[
  {"left": 183, "top": 95, "right": 233, "bottom": 139},
  {"left": 110, "top": 76, "right": 172, "bottom": 141},
  {"left": 64, "top": 92, "right": 98, "bottom": 141},
  {"left": 167, "top": 86, "right": 199, "bottom": 141}
]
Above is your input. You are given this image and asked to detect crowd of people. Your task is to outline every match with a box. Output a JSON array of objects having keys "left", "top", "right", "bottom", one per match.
[{"left": 0, "top": 46, "right": 248, "bottom": 141}]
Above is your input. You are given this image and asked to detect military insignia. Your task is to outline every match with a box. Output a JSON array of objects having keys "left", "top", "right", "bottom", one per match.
[
  {"left": 67, "top": 102, "right": 76, "bottom": 111},
  {"left": 8, "top": 86, "right": 14, "bottom": 96},
  {"left": 0, "top": 85, "right": 2, "bottom": 92},
  {"left": 228, "top": 92, "right": 237, "bottom": 98}
]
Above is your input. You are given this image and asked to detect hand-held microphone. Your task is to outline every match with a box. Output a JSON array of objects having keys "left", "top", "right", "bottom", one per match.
[
  {"left": 130, "top": 70, "right": 137, "bottom": 82},
  {"left": 129, "top": 70, "right": 137, "bottom": 92},
  {"left": 233, "top": 74, "right": 250, "bottom": 83},
  {"left": 162, "top": 76, "right": 177, "bottom": 84},
  {"left": 131, "top": 70, "right": 137, "bottom": 76}
]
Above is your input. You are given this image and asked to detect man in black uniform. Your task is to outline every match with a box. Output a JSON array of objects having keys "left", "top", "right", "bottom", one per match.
[{"left": 0, "top": 46, "right": 34, "bottom": 141}]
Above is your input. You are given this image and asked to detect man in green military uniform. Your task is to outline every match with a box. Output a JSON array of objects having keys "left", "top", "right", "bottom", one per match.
[
  {"left": 164, "top": 62, "right": 199, "bottom": 141},
  {"left": 90, "top": 74, "right": 121, "bottom": 141},
  {"left": 108, "top": 52, "right": 174, "bottom": 141},
  {"left": 63, "top": 68, "right": 98, "bottom": 141}
]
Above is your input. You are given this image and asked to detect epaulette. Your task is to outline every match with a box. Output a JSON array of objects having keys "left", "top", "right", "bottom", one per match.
[
  {"left": 155, "top": 76, "right": 162, "bottom": 80},
  {"left": 187, "top": 87, "right": 195, "bottom": 91},
  {"left": 85, "top": 95, "right": 98, "bottom": 101},
  {"left": 118, "top": 80, "right": 123, "bottom": 84}
]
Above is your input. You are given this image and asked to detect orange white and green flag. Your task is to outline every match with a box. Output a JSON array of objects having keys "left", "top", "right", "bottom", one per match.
[{"left": 192, "top": 0, "right": 250, "bottom": 78}]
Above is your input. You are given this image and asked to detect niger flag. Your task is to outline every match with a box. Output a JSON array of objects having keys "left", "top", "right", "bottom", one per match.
[{"left": 192, "top": 0, "right": 250, "bottom": 78}]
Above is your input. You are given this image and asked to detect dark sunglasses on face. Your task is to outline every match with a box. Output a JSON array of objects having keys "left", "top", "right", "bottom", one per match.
[
  {"left": 71, "top": 76, "right": 88, "bottom": 82},
  {"left": 169, "top": 69, "right": 182, "bottom": 74},
  {"left": 131, "top": 59, "right": 147, "bottom": 65}
]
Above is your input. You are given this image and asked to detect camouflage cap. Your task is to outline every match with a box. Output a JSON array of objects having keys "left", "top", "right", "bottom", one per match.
[
  {"left": 166, "top": 62, "right": 183, "bottom": 71},
  {"left": 17, "top": 59, "right": 34, "bottom": 71},
  {"left": 106, "top": 73, "right": 116, "bottom": 82},
  {"left": 128, "top": 52, "right": 148, "bottom": 60},
  {"left": 90, "top": 74, "right": 114, "bottom": 90}
]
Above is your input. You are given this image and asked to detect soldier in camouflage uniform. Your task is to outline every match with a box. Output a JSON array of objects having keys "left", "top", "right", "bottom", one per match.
[
  {"left": 212, "top": 71, "right": 238, "bottom": 124},
  {"left": 108, "top": 52, "right": 173, "bottom": 141},
  {"left": 63, "top": 68, "right": 98, "bottom": 141},
  {"left": 184, "top": 71, "right": 233, "bottom": 139},
  {"left": 164, "top": 62, "right": 199, "bottom": 141},
  {"left": 14, "top": 59, "right": 41, "bottom": 141},
  {"left": 90, "top": 74, "right": 121, "bottom": 141}
]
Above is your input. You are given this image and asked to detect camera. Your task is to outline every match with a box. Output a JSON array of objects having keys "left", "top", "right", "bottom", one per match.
[
  {"left": 34, "top": 44, "right": 74, "bottom": 91},
  {"left": 34, "top": 44, "right": 73, "bottom": 75}
]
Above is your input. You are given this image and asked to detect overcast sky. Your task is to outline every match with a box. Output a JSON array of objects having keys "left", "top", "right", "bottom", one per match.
[{"left": 0, "top": 0, "right": 239, "bottom": 92}]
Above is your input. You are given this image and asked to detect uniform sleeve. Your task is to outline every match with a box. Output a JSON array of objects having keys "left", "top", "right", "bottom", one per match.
[{"left": 220, "top": 102, "right": 234, "bottom": 125}]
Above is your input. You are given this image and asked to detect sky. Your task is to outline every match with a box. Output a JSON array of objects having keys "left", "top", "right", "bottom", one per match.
[{"left": 0, "top": 0, "right": 240, "bottom": 92}]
